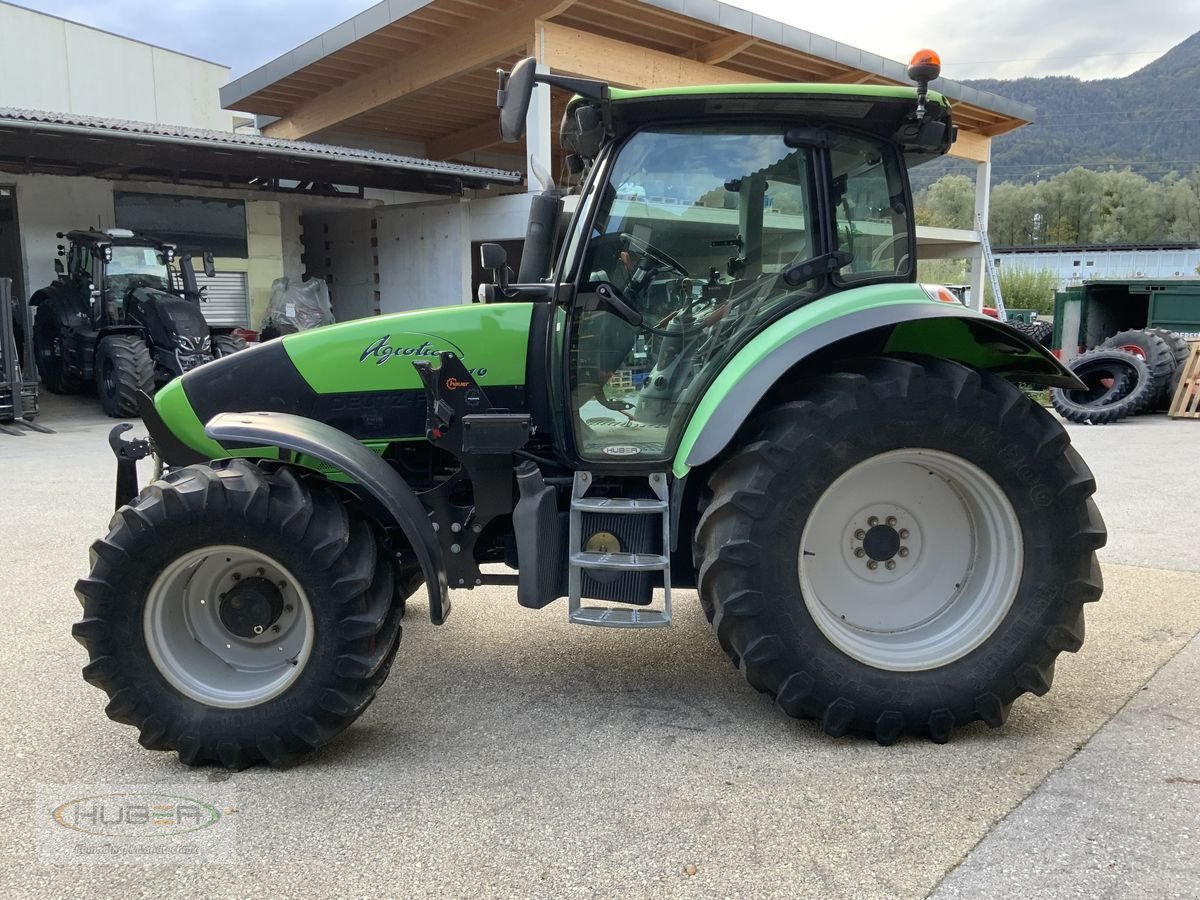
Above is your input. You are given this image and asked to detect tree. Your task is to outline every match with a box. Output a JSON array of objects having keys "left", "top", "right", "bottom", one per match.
[{"left": 915, "top": 175, "right": 976, "bottom": 230}]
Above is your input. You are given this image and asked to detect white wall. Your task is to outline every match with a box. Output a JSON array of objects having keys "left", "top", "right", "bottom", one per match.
[
  {"left": 7, "top": 173, "right": 116, "bottom": 298},
  {"left": 994, "top": 248, "right": 1200, "bottom": 289},
  {"left": 377, "top": 200, "right": 472, "bottom": 313},
  {"left": 0, "top": 2, "right": 233, "bottom": 131},
  {"left": 301, "top": 210, "right": 377, "bottom": 321}
]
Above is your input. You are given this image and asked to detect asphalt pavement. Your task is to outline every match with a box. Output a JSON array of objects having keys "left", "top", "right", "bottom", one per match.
[{"left": 0, "top": 393, "right": 1197, "bottom": 899}]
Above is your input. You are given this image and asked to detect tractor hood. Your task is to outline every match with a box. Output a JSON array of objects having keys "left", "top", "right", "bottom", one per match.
[
  {"left": 127, "top": 287, "right": 211, "bottom": 350},
  {"left": 147, "top": 303, "right": 535, "bottom": 465}
]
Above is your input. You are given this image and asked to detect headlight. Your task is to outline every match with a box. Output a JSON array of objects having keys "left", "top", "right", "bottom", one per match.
[{"left": 920, "top": 283, "right": 964, "bottom": 305}]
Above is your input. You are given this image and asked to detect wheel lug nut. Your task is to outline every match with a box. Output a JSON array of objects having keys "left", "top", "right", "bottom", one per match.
[
  {"left": 255, "top": 568, "right": 264, "bottom": 577},
  {"left": 854, "top": 548, "right": 865, "bottom": 558},
  {"left": 231, "top": 573, "right": 241, "bottom": 581},
  {"left": 854, "top": 529, "right": 865, "bottom": 540},
  {"left": 868, "top": 517, "right": 879, "bottom": 527},
  {"left": 272, "top": 624, "right": 281, "bottom": 633},
  {"left": 899, "top": 529, "right": 909, "bottom": 539},
  {"left": 886, "top": 516, "right": 897, "bottom": 527},
  {"left": 278, "top": 581, "right": 287, "bottom": 590},
  {"left": 867, "top": 561, "right": 879, "bottom": 570},
  {"left": 253, "top": 624, "right": 264, "bottom": 635},
  {"left": 284, "top": 604, "right": 293, "bottom": 612},
  {"left": 899, "top": 547, "right": 910, "bottom": 558},
  {"left": 885, "top": 560, "right": 896, "bottom": 570}
]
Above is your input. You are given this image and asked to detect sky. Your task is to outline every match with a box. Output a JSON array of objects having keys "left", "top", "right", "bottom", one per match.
[{"left": 9, "top": 0, "right": 1200, "bottom": 82}]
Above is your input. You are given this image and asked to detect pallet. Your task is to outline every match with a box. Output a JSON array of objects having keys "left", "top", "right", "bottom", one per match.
[{"left": 1168, "top": 341, "right": 1200, "bottom": 419}]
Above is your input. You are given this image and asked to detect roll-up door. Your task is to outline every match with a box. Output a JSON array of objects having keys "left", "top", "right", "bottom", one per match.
[{"left": 195, "top": 272, "right": 250, "bottom": 326}]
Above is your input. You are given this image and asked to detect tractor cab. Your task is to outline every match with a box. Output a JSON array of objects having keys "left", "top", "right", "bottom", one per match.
[{"left": 487, "top": 58, "right": 954, "bottom": 463}]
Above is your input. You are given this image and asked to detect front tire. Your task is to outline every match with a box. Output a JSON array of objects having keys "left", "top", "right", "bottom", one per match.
[
  {"left": 96, "top": 334, "right": 154, "bottom": 417},
  {"left": 696, "top": 356, "right": 1105, "bottom": 745},
  {"left": 73, "top": 461, "right": 404, "bottom": 768}
]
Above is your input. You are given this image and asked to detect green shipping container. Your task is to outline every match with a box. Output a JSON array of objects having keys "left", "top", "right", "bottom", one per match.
[{"left": 1053, "top": 279, "right": 1200, "bottom": 355}]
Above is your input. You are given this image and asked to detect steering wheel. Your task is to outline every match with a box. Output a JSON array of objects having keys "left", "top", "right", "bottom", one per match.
[{"left": 621, "top": 232, "right": 689, "bottom": 279}]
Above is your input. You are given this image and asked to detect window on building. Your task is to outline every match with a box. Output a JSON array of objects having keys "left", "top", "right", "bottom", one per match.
[
  {"left": 115, "top": 193, "right": 248, "bottom": 258},
  {"left": 1086, "top": 260, "right": 1095, "bottom": 267},
  {"left": 1072, "top": 259, "right": 1081, "bottom": 267}
]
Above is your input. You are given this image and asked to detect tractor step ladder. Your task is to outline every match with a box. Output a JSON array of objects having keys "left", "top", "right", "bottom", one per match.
[
  {"left": 568, "top": 471, "right": 672, "bottom": 628},
  {"left": 976, "top": 213, "right": 1008, "bottom": 322}
]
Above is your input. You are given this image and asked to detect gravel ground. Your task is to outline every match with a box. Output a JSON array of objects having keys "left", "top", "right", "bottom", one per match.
[{"left": 0, "top": 394, "right": 1196, "bottom": 899}]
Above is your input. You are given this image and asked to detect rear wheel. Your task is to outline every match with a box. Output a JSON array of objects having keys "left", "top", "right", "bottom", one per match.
[
  {"left": 1099, "top": 329, "right": 1175, "bottom": 406},
  {"left": 33, "top": 300, "right": 84, "bottom": 394},
  {"left": 73, "top": 461, "right": 404, "bottom": 768},
  {"left": 96, "top": 334, "right": 154, "bottom": 417},
  {"left": 696, "top": 356, "right": 1105, "bottom": 744},
  {"left": 213, "top": 333, "right": 248, "bottom": 357}
]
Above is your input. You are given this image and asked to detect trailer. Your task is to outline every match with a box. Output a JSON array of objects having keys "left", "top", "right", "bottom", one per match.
[{"left": 1053, "top": 278, "right": 1200, "bottom": 361}]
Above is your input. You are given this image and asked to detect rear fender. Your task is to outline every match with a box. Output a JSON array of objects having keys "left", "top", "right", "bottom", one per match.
[
  {"left": 675, "top": 299, "right": 1084, "bottom": 476},
  {"left": 205, "top": 411, "right": 450, "bottom": 624}
]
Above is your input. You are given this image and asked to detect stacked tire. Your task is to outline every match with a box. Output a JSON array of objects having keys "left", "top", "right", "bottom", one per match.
[{"left": 1051, "top": 328, "right": 1188, "bottom": 424}]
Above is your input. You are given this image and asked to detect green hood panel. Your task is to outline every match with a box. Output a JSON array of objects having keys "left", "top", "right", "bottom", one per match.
[
  {"left": 151, "top": 303, "right": 534, "bottom": 464},
  {"left": 280, "top": 303, "right": 533, "bottom": 393}
]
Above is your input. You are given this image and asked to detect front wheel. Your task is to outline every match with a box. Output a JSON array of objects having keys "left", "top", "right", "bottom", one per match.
[
  {"left": 96, "top": 334, "right": 154, "bottom": 417},
  {"left": 73, "top": 461, "right": 404, "bottom": 768},
  {"left": 696, "top": 356, "right": 1105, "bottom": 744},
  {"left": 33, "top": 301, "right": 84, "bottom": 394}
]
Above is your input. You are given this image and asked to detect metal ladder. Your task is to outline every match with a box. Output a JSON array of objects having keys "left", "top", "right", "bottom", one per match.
[
  {"left": 975, "top": 213, "right": 1008, "bottom": 322},
  {"left": 567, "top": 471, "right": 672, "bottom": 628}
]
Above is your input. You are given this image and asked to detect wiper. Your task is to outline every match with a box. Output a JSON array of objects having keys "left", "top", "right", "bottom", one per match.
[{"left": 782, "top": 250, "right": 854, "bottom": 287}]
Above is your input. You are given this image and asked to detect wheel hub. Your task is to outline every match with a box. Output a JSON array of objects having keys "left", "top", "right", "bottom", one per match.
[
  {"left": 801, "top": 449, "right": 1022, "bottom": 672},
  {"left": 218, "top": 577, "right": 284, "bottom": 639}
]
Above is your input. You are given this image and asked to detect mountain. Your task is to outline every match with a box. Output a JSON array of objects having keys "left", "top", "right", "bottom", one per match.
[{"left": 949, "top": 31, "right": 1200, "bottom": 183}]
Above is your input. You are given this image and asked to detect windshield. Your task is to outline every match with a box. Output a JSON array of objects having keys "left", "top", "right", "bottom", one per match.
[
  {"left": 108, "top": 245, "right": 171, "bottom": 293},
  {"left": 566, "top": 123, "right": 909, "bottom": 462}
]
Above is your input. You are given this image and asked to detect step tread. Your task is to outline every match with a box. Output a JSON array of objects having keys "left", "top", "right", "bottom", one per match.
[
  {"left": 570, "top": 551, "right": 670, "bottom": 571},
  {"left": 569, "top": 607, "right": 672, "bottom": 628},
  {"left": 572, "top": 497, "right": 669, "bottom": 513}
]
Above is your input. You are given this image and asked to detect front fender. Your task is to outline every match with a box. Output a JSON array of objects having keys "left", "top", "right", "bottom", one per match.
[
  {"left": 675, "top": 290, "right": 1083, "bottom": 477},
  {"left": 205, "top": 411, "right": 450, "bottom": 624}
]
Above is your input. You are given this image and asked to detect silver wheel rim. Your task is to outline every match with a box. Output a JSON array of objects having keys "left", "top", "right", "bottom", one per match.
[
  {"left": 144, "top": 546, "right": 314, "bottom": 708},
  {"left": 798, "top": 449, "right": 1022, "bottom": 672}
]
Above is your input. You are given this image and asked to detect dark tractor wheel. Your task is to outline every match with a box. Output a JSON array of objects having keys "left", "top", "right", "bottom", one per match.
[
  {"left": 1145, "top": 328, "right": 1190, "bottom": 406},
  {"left": 73, "top": 460, "right": 404, "bottom": 769},
  {"left": 695, "top": 356, "right": 1104, "bottom": 745},
  {"left": 1051, "top": 349, "right": 1157, "bottom": 424},
  {"left": 1027, "top": 320, "right": 1054, "bottom": 347},
  {"left": 1099, "top": 329, "right": 1176, "bottom": 407},
  {"left": 33, "top": 300, "right": 84, "bottom": 394},
  {"left": 96, "top": 334, "right": 154, "bottom": 418},
  {"left": 213, "top": 333, "right": 249, "bottom": 357}
]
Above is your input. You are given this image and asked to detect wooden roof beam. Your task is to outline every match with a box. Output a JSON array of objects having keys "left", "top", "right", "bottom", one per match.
[
  {"left": 685, "top": 33, "right": 757, "bottom": 64},
  {"left": 427, "top": 120, "right": 504, "bottom": 161},
  {"left": 541, "top": 21, "right": 768, "bottom": 89},
  {"left": 264, "top": 0, "right": 579, "bottom": 141}
]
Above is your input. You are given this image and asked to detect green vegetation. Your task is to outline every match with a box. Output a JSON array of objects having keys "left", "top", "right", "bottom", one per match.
[
  {"left": 984, "top": 268, "right": 1058, "bottom": 315},
  {"left": 915, "top": 167, "right": 1200, "bottom": 246}
]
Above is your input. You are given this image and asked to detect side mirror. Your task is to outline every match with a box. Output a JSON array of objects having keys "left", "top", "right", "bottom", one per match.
[
  {"left": 480, "top": 242, "right": 510, "bottom": 293},
  {"left": 202, "top": 250, "right": 216, "bottom": 278},
  {"left": 497, "top": 57, "right": 537, "bottom": 143},
  {"left": 54, "top": 259, "right": 64, "bottom": 276}
]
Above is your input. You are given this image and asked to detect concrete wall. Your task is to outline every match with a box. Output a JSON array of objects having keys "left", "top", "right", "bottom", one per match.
[
  {"left": 6, "top": 173, "right": 116, "bottom": 298},
  {"left": 300, "top": 210, "right": 377, "bottom": 322},
  {"left": 0, "top": 2, "right": 233, "bottom": 131},
  {"left": 376, "top": 200, "right": 473, "bottom": 313}
]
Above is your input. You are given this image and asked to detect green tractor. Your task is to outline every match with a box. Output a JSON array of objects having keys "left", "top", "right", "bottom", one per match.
[{"left": 74, "top": 53, "right": 1105, "bottom": 768}]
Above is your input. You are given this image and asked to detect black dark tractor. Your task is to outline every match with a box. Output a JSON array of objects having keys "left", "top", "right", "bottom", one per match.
[
  {"left": 75, "top": 53, "right": 1106, "bottom": 768},
  {"left": 30, "top": 229, "right": 248, "bottom": 417}
]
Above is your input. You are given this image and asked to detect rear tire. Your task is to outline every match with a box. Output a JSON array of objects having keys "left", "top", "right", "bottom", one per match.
[
  {"left": 73, "top": 461, "right": 403, "bottom": 768},
  {"left": 1099, "top": 329, "right": 1175, "bottom": 406},
  {"left": 1051, "top": 348, "right": 1157, "bottom": 424},
  {"left": 213, "top": 333, "right": 248, "bottom": 357},
  {"left": 96, "top": 334, "right": 154, "bottom": 418},
  {"left": 33, "top": 300, "right": 84, "bottom": 394},
  {"left": 696, "top": 356, "right": 1105, "bottom": 745}
]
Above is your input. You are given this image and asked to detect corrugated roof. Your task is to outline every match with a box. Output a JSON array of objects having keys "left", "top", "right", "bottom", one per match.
[{"left": 0, "top": 108, "right": 522, "bottom": 186}]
